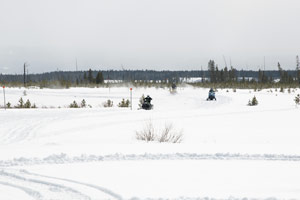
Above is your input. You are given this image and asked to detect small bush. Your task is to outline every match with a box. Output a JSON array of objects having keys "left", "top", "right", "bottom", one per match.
[
  {"left": 248, "top": 96, "right": 258, "bottom": 106},
  {"left": 295, "top": 94, "right": 300, "bottom": 106},
  {"left": 24, "top": 99, "right": 31, "bottom": 108},
  {"left": 138, "top": 94, "right": 145, "bottom": 109},
  {"left": 280, "top": 87, "right": 284, "bottom": 93},
  {"left": 118, "top": 99, "right": 130, "bottom": 107},
  {"left": 103, "top": 99, "right": 113, "bottom": 107},
  {"left": 81, "top": 99, "right": 86, "bottom": 108},
  {"left": 6, "top": 102, "right": 11, "bottom": 108},
  {"left": 69, "top": 100, "right": 79, "bottom": 108},
  {"left": 15, "top": 98, "right": 36, "bottom": 108}
]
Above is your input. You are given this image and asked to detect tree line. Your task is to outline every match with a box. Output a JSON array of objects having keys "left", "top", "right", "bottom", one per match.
[{"left": 1, "top": 60, "right": 300, "bottom": 88}]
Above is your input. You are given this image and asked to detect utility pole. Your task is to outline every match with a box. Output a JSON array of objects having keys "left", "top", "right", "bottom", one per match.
[
  {"left": 263, "top": 56, "right": 266, "bottom": 71},
  {"left": 201, "top": 65, "right": 204, "bottom": 82},
  {"left": 3, "top": 86, "right": 6, "bottom": 110},
  {"left": 296, "top": 55, "right": 299, "bottom": 82},
  {"left": 130, "top": 88, "right": 132, "bottom": 110},
  {"left": 223, "top": 55, "right": 228, "bottom": 68},
  {"left": 76, "top": 58, "right": 78, "bottom": 71},
  {"left": 107, "top": 69, "right": 110, "bottom": 93},
  {"left": 23, "top": 63, "right": 26, "bottom": 87}
]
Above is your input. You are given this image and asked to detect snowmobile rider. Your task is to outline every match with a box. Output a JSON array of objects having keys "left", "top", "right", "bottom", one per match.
[
  {"left": 171, "top": 83, "right": 177, "bottom": 90},
  {"left": 144, "top": 95, "right": 152, "bottom": 104},
  {"left": 207, "top": 88, "right": 216, "bottom": 101}
]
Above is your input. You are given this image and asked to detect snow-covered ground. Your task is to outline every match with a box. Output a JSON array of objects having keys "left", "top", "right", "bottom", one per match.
[{"left": 0, "top": 86, "right": 299, "bottom": 199}]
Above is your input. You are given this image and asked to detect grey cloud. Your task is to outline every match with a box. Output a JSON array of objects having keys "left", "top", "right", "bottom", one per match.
[{"left": 0, "top": 0, "right": 300, "bottom": 73}]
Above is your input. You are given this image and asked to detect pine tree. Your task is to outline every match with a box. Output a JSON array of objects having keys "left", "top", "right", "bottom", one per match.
[
  {"left": 208, "top": 60, "right": 216, "bottom": 83},
  {"left": 229, "top": 67, "right": 237, "bottom": 82},
  {"left": 18, "top": 97, "right": 24, "bottom": 108},
  {"left": 278, "top": 62, "right": 284, "bottom": 82},
  {"left": 87, "top": 69, "right": 94, "bottom": 84},
  {"left": 296, "top": 55, "right": 300, "bottom": 83},
  {"left": 248, "top": 96, "right": 258, "bottom": 106},
  {"left": 69, "top": 100, "right": 79, "bottom": 108},
  {"left": 81, "top": 99, "right": 86, "bottom": 108},
  {"left": 24, "top": 99, "right": 31, "bottom": 108},
  {"left": 95, "top": 71, "right": 104, "bottom": 84},
  {"left": 83, "top": 72, "right": 87, "bottom": 83},
  {"left": 224, "top": 66, "right": 229, "bottom": 82}
]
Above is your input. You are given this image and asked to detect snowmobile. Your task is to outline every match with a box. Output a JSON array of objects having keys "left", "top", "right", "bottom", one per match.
[
  {"left": 171, "top": 83, "right": 177, "bottom": 90},
  {"left": 207, "top": 88, "right": 216, "bottom": 101},
  {"left": 142, "top": 95, "right": 153, "bottom": 110},
  {"left": 170, "top": 83, "right": 177, "bottom": 94}
]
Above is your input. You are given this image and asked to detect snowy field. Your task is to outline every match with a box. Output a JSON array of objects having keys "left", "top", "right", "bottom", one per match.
[{"left": 0, "top": 86, "right": 300, "bottom": 200}]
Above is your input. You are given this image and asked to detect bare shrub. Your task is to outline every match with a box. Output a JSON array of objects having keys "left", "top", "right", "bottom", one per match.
[
  {"left": 136, "top": 121, "right": 156, "bottom": 142},
  {"left": 158, "top": 123, "right": 183, "bottom": 143},
  {"left": 138, "top": 94, "right": 145, "bottom": 109},
  {"left": 136, "top": 121, "right": 183, "bottom": 143}
]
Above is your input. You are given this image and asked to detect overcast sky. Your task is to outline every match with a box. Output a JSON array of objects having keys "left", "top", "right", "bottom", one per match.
[{"left": 1, "top": 0, "right": 300, "bottom": 74}]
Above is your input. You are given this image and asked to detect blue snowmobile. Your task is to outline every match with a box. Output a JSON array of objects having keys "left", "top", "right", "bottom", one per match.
[{"left": 207, "top": 88, "right": 216, "bottom": 101}]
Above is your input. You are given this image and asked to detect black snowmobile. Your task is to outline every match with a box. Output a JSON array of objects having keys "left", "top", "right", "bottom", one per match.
[
  {"left": 171, "top": 83, "right": 177, "bottom": 90},
  {"left": 207, "top": 88, "right": 216, "bottom": 101},
  {"left": 142, "top": 95, "right": 153, "bottom": 110},
  {"left": 170, "top": 83, "right": 177, "bottom": 94}
]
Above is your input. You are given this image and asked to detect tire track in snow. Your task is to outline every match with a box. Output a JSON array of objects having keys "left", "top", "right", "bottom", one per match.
[
  {"left": 0, "top": 181, "right": 42, "bottom": 200},
  {"left": 1, "top": 170, "right": 287, "bottom": 200},
  {"left": 128, "top": 197, "right": 291, "bottom": 200},
  {"left": 23, "top": 170, "right": 123, "bottom": 200},
  {"left": 0, "top": 114, "right": 64, "bottom": 144},
  {"left": 0, "top": 169, "right": 92, "bottom": 200}
]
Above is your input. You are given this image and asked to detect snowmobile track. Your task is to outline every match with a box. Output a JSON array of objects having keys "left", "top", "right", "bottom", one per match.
[
  {"left": 0, "top": 169, "right": 122, "bottom": 200},
  {"left": 0, "top": 181, "right": 42, "bottom": 200}
]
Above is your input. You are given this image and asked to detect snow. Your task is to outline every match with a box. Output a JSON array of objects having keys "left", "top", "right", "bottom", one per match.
[{"left": 0, "top": 86, "right": 299, "bottom": 199}]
